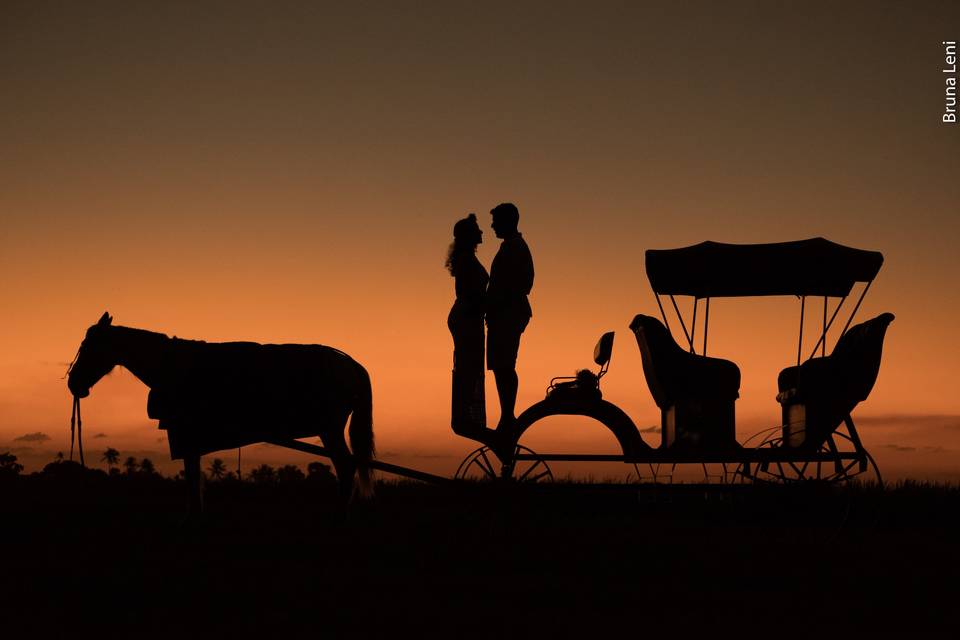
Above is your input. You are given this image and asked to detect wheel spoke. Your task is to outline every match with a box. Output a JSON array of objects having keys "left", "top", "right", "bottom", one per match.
[
  {"left": 478, "top": 449, "right": 498, "bottom": 477},
  {"left": 841, "top": 458, "right": 860, "bottom": 477},
  {"left": 774, "top": 461, "right": 786, "bottom": 480},
  {"left": 470, "top": 458, "right": 491, "bottom": 479},
  {"left": 517, "top": 460, "right": 543, "bottom": 482},
  {"left": 456, "top": 444, "right": 552, "bottom": 483}
]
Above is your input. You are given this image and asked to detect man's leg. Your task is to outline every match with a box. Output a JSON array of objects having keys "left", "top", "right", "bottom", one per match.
[
  {"left": 488, "top": 315, "right": 527, "bottom": 432},
  {"left": 493, "top": 367, "right": 519, "bottom": 429}
]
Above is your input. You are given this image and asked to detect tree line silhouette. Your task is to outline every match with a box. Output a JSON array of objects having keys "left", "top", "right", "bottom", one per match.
[{"left": 0, "top": 449, "right": 337, "bottom": 486}]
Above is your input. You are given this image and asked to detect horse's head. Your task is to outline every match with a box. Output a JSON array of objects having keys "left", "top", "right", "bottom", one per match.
[{"left": 67, "top": 312, "right": 117, "bottom": 398}]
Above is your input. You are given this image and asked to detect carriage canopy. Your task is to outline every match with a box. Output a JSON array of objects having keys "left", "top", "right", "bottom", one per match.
[{"left": 645, "top": 238, "right": 883, "bottom": 298}]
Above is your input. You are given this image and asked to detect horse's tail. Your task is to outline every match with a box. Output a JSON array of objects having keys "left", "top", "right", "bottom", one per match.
[{"left": 349, "top": 362, "right": 375, "bottom": 498}]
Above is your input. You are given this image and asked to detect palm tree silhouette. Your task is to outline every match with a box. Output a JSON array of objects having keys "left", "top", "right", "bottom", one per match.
[
  {"left": 0, "top": 452, "right": 24, "bottom": 477},
  {"left": 139, "top": 458, "right": 157, "bottom": 476},
  {"left": 306, "top": 461, "right": 336, "bottom": 485},
  {"left": 101, "top": 448, "right": 120, "bottom": 474},
  {"left": 250, "top": 464, "right": 276, "bottom": 486},
  {"left": 123, "top": 456, "right": 139, "bottom": 475},
  {"left": 207, "top": 458, "right": 227, "bottom": 481},
  {"left": 277, "top": 464, "right": 305, "bottom": 486}
]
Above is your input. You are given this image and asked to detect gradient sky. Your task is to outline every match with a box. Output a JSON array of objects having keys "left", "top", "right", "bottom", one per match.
[{"left": 2, "top": 1, "right": 959, "bottom": 480}]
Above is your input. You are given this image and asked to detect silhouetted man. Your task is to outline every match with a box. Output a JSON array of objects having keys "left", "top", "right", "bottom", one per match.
[{"left": 486, "top": 202, "right": 534, "bottom": 430}]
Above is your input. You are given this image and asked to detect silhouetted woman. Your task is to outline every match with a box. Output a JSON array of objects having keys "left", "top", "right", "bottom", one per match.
[{"left": 446, "top": 213, "right": 490, "bottom": 438}]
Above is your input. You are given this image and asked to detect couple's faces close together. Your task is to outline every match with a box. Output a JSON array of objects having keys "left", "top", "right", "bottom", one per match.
[
  {"left": 457, "top": 211, "right": 514, "bottom": 248},
  {"left": 463, "top": 215, "right": 510, "bottom": 246}
]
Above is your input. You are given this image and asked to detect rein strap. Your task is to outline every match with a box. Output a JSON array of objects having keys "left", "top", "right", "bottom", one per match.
[{"left": 70, "top": 396, "right": 85, "bottom": 467}]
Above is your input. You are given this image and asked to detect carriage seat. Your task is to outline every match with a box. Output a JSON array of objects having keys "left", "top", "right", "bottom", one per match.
[
  {"left": 545, "top": 332, "right": 615, "bottom": 402},
  {"left": 777, "top": 312, "right": 894, "bottom": 448},
  {"left": 629, "top": 314, "right": 740, "bottom": 449}
]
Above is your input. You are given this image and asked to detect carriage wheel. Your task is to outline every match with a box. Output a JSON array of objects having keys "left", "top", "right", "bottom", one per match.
[
  {"left": 634, "top": 462, "right": 748, "bottom": 485},
  {"left": 632, "top": 463, "right": 676, "bottom": 484},
  {"left": 744, "top": 428, "right": 882, "bottom": 486},
  {"left": 737, "top": 429, "right": 884, "bottom": 534},
  {"left": 454, "top": 444, "right": 554, "bottom": 483},
  {"left": 723, "top": 462, "right": 756, "bottom": 485}
]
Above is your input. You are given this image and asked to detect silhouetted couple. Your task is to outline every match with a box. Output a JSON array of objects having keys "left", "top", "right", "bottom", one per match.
[{"left": 447, "top": 203, "right": 534, "bottom": 447}]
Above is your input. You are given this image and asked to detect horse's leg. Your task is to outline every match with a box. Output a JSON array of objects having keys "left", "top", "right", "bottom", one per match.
[
  {"left": 320, "top": 420, "right": 355, "bottom": 503},
  {"left": 183, "top": 454, "right": 204, "bottom": 516}
]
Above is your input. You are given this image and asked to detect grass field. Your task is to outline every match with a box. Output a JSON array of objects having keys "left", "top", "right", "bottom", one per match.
[{"left": 2, "top": 465, "right": 957, "bottom": 638}]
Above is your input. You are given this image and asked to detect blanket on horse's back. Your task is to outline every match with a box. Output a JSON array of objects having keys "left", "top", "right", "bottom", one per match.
[{"left": 147, "top": 338, "right": 360, "bottom": 459}]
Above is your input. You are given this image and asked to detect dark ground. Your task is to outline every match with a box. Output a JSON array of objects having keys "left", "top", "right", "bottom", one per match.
[{"left": 2, "top": 467, "right": 958, "bottom": 638}]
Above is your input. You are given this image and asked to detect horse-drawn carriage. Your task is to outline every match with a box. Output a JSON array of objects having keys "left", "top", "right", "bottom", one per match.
[
  {"left": 66, "top": 237, "right": 893, "bottom": 513},
  {"left": 455, "top": 237, "right": 893, "bottom": 486}
]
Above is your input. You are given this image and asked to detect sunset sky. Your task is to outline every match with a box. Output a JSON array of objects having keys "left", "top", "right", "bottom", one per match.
[{"left": 2, "top": 1, "right": 958, "bottom": 480}]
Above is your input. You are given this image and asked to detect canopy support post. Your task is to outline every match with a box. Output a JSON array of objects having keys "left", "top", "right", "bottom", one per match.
[
  {"left": 654, "top": 293, "right": 671, "bottom": 334},
  {"left": 822, "top": 296, "right": 828, "bottom": 357},
  {"left": 809, "top": 294, "right": 848, "bottom": 360},
  {"left": 839, "top": 280, "right": 874, "bottom": 338},
  {"left": 689, "top": 298, "right": 698, "bottom": 353},
  {"left": 669, "top": 295, "right": 693, "bottom": 350},
  {"left": 703, "top": 297, "right": 710, "bottom": 356},
  {"left": 797, "top": 296, "right": 805, "bottom": 366}
]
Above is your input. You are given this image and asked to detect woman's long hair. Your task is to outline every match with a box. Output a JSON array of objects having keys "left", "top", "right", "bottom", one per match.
[{"left": 445, "top": 214, "right": 479, "bottom": 276}]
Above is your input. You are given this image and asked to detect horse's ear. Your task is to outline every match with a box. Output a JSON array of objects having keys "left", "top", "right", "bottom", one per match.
[{"left": 98, "top": 312, "right": 112, "bottom": 326}]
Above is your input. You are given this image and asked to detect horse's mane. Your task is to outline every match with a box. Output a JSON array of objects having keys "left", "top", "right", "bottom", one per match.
[
  {"left": 110, "top": 324, "right": 260, "bottom": 350},
  {"left": 109, "top": 324, "right": 172, "bottom": 343},
  {"left": 109, "top": 323, "right": 348, "bottom": 351}
]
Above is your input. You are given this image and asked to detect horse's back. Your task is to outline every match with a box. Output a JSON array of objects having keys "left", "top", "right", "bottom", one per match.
[{"left": 149, "top": 340, "right": 364, "bottom": 458}]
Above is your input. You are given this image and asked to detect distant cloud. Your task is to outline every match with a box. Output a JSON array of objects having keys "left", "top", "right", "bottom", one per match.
[
  {"left": 639, "top": 425, "right": 661, "bottom": 433},
  {"left": 857, "top": 414, "right": 960, "bottom": 427},
  {"left": 880, "top": 444, "right": 916, "bottom": 452},
  {"left": 40, "top": 360, "right": 75, "bottom": 368},
  {"left": 879, "top": 443, "right": 951, "bottom": 454},
  {"left": 4, "top": 446, "right": 36, "bottom": 455},
  {"left": 855, "top": 415, "right": 960, "bottom": 439},
  {"left": 14, "top": 432, "right": 50, "bottom": 443},
  {"left": 92, "top": 433, "right": 108, "bottom": 439},
  {"left": 379, "top": 450, "right": 461, "bottom": 460}
]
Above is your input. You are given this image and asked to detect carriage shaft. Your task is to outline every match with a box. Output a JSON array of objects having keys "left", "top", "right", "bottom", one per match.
[{"left": 265, "top": 438, "right": 453, "bottom": 485}]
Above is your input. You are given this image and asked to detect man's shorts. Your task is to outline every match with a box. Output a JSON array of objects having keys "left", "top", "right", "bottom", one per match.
[{"left": 487, "top": 316, "right": 529, "bottom": 371}]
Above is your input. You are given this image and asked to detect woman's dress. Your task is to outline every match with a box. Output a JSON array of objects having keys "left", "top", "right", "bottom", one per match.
[{"left": 448, "top": 255, "right": 489, "bottom": 435}]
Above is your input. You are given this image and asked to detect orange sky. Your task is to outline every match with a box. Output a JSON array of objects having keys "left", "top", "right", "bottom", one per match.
[{"left": 2, "top": 1, "right": 959, "bottom": 480}]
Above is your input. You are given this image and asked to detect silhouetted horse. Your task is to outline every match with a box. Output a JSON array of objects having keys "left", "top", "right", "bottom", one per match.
[{"left": 67, "top": 313, "right": 374, "bottom": 513}]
